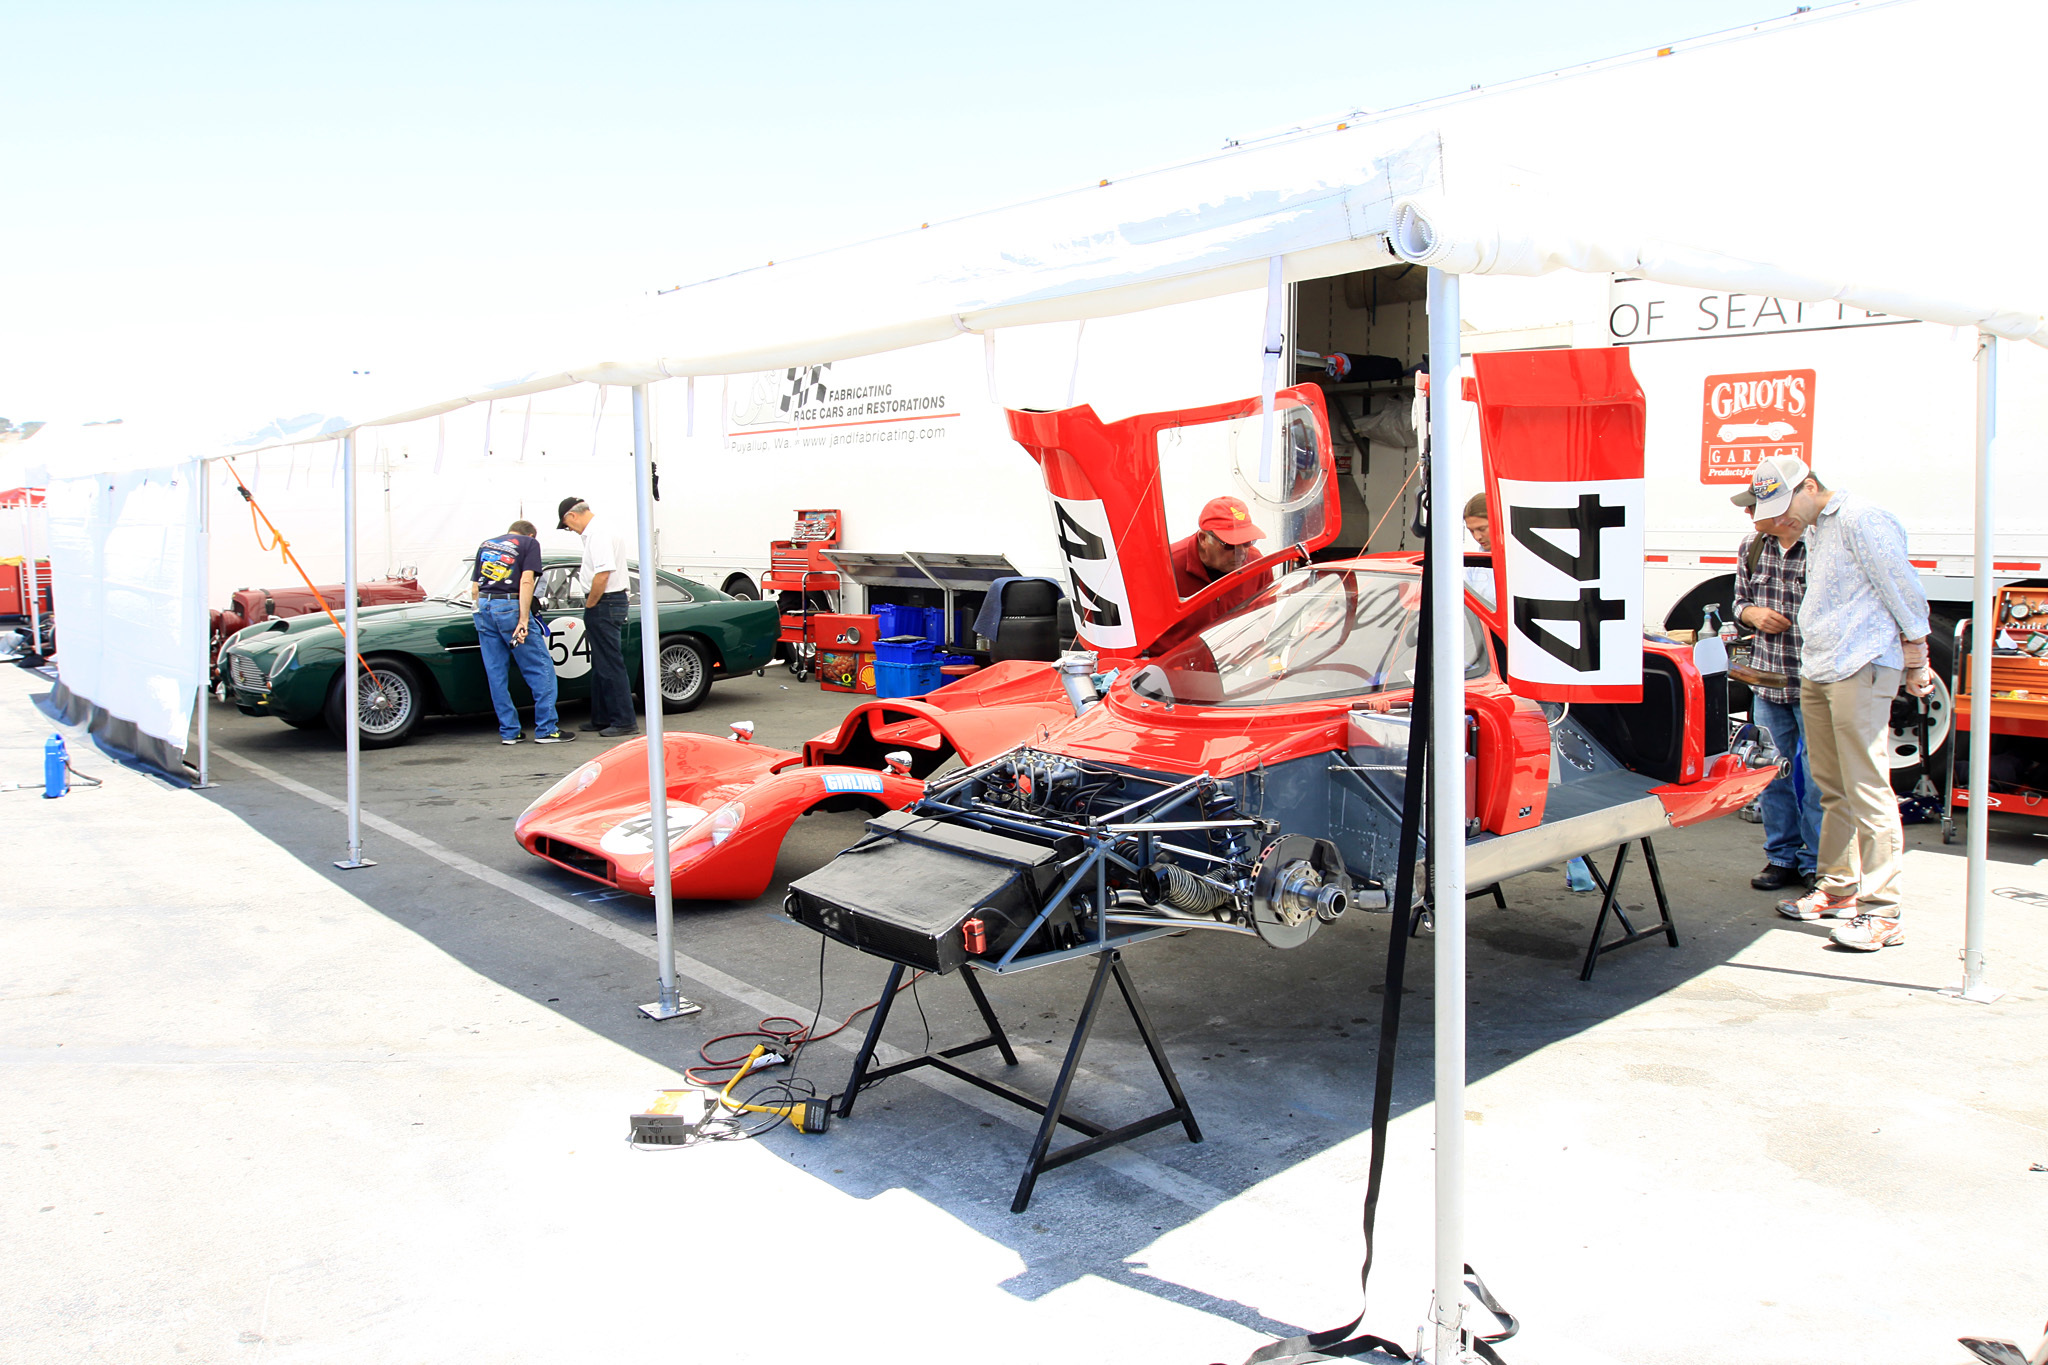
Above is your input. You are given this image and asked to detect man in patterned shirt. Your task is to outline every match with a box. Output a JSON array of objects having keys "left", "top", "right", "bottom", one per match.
[
  {"left": 1749, "top": 455, "right": 1934, "bottom": 951},
  {"left": 1730, "top": 486, "right": 1820, "bottom": 892}
]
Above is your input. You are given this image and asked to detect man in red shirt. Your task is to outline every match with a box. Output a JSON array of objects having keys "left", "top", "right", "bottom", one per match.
[{"left": 1170, "top": 496, "right": 1268, "bottom": 599}]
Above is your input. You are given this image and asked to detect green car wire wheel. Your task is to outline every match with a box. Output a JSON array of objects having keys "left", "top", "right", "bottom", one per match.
[
  {"left": 326, "top": 656, "right": 424, "bottom": 748},
  {"left": 658, "top": 636, "right": 710, "bottom": 713}
]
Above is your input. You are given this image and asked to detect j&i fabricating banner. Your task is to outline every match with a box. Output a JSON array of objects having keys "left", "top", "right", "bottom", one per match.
[{"left": 1469, "top": 350, "right": 1646, "bottom": 703}]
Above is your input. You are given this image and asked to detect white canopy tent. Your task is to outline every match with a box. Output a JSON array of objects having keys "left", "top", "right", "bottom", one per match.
[{"left": 34, "top": 1, "right": 2043, "bottom": 1354}]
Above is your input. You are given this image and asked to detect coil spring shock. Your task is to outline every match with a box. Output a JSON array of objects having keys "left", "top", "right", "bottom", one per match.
[{"left": 1139, "top": 862, "right": 1235, "bottom": 913}]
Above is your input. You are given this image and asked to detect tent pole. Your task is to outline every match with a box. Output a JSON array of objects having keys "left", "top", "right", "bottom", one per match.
[
  {"left": 1425, "top": 267, "right": 1468, "bottom": 1361},
  {"left": 1257, "top": 255, "right": 1285, "bottom": 481},
  {"left": 194, "top": 462, "right": 213, "bottom": 789},
  {"left": 1952, "top": 332, "right": 2002, "bottom": 1003},
  {"left": 23, "top": 496, "right": 41, "bottom": 663},
  {"left": 631, "top": 383, "right": 696, "bottom": 1022},
  {"left": 335, "top": 433, "right": 374, "bottom": 870}
]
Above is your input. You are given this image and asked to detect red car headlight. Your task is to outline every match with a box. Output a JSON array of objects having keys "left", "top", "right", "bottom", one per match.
[
  {"left": 517, "top": 760, "right": 602, "bottom": 833},
  {"left": 674, "top": 801, "right": 745, "bottom": 865}
]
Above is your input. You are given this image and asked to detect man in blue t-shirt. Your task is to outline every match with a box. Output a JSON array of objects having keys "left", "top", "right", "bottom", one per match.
[{"left": 469, "top": 519, "right": 574, "bottom": 746}]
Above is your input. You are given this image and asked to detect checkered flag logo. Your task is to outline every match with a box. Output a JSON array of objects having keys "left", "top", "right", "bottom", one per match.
[{"left": 780, "top": 363, "right": 831, "bottom": 416}]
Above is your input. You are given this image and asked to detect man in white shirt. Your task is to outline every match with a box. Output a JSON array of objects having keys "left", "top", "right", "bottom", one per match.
[
  {"left": 557, "top": 496, "right": 638, "bottom": 737},
  {"left": 1748, "top": 456, "right": 1932, "bottom": 950}
]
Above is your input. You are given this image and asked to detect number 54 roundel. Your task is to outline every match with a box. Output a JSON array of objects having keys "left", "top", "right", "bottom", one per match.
[{"left": 1468, "top": 350, "right": 1647, "bottom": 703}]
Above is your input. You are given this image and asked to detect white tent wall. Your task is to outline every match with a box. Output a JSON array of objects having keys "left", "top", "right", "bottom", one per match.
[
  {"left": 642, "top": 292, "right": 1272, "bottom": 590},
  {"left": 202, "top": 401, "right": 644, "bottom": 607},
  {"left": 44, "top": 461, "right": 204, "bottom": 756}
]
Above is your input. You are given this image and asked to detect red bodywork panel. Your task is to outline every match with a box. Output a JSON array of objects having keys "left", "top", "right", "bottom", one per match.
[
  {"left": 516, "top": 661, "right": 1074, "bottom": 900},
  {"left": 1466, "top": 349, "right": 1648, "bottom": 703},
  {"left": 210, "top": 578, "right": 424, "bottom": 665},
  {"left": 1006, "top": 385, "right": 1341, "bottom": 659}
]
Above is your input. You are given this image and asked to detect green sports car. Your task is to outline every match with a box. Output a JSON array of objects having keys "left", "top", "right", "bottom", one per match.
[{"left": 221, "top": 556, "right": 780, "bottom": 748}]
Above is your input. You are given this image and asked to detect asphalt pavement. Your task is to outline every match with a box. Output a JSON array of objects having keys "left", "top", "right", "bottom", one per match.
[{"left": 5, "top": 659, "right": 2046, "bottom": 1364}]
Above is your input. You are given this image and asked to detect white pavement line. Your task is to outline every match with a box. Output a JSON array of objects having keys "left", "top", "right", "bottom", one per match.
[{"left": 212, "top": 747, "right": 1227, "bottom": 1212}]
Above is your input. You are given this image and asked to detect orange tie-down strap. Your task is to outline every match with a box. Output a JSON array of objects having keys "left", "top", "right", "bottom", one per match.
[{"left": 220, "top": 459, "right": 386, "bottom": 690}]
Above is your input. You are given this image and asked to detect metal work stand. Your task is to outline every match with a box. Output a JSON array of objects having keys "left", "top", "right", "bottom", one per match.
[
  {"left": 836, "top": 949, "right": 1203, "bottom": 1213},
  {"left": 1579, "top": 837, "right": 1679, "bottom": 981}
]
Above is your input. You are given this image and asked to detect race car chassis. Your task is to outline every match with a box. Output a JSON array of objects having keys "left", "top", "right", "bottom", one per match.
[{"left": 835, "top": 940, "right": 1201, "bottom": 1215}]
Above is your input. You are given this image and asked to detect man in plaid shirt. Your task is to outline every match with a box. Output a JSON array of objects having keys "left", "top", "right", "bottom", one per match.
[{"left": 1731, "top": 484, "right": 1821, "bottom": 891}]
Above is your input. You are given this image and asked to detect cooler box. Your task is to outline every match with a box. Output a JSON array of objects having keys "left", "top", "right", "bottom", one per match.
[
  {"left": 818, "top": 649, "right": 876, "bottom": 694},
  {"left": 811, "top": 613, "right": 880, "bottom": 649}
]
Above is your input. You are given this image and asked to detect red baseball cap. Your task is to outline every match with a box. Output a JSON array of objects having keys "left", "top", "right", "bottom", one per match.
[{"left": 1198, "top": 496, "right": 1267, "bottom": 545}]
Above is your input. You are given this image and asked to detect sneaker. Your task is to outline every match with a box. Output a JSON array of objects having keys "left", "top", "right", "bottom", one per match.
[
  {"left": 1751, "top": 863, "right": 1803, "bottom": 891},
  {"left": 534, "top": 729, "right": 576, "bottom": 745},
  {"left": 1777, "top": 886, "right": 1859, "bottom": 920},
  {"left": 1829, "top": 914, "right": 1905, "bottom": 951},
  {"left": 599, "top": 725, "right": 642, "bottom": 738},
  {"left": 500, "top": 733, "right": 524, "bottom": 745}
]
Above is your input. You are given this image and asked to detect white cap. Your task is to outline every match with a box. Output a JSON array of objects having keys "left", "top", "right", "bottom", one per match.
[{"left": 1748, "top": 455, "right": 1811, "bottom": 520}]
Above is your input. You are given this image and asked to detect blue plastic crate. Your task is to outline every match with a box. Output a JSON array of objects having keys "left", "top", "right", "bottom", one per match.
[
  {"left": 874, "top": 603, "right": 921, "bottom": 640},
  {"left": 874, "top": 659, "right": 943, "bottom": 699},
  {"left": 939, "top": 652, "right": 975, "bottom": 667},
  {"left": 921, "top": 606, "right": 947, "bottom": 645},
  {"left": 874, "top": 635, "right": 936, "bottom": 666}
]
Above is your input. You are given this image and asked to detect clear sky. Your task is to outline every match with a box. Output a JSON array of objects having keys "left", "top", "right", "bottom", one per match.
[{"left": 1, "top": 0, "right": 1792, "bottom": 438}]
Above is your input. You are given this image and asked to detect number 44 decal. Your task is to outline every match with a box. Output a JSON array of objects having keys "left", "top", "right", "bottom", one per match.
[{"left": 1506, "top": 491, "right": 1632, "bottom": 674}]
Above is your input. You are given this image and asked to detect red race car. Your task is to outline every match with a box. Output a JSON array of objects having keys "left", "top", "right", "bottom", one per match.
[
  {"left": 521, "top": 354, "right": 1781, "bottom": 927},
  {"left": 514, "top": 659, "right": 1079, "bottom": 900}
]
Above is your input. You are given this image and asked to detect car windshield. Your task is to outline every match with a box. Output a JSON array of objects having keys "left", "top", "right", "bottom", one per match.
[
  {"left": 434, "top": 558, "right": 478, "bottom": 603},
  {"left": 1127, "top": 567, "right": 1485, "bottom": 708}
]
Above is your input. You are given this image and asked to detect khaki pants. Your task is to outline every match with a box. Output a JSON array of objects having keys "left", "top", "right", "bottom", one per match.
[{"left": 1799, "top": 664, "right": 1905, "bottom": 915}]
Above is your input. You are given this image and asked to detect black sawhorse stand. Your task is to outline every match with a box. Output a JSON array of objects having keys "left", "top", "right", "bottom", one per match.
[
  {"left": 1579, "top": 836, "right": 1678, "bottom": 981},
  {"left": 835, "top": 948, "right": 1203, "bottom": 1213}
]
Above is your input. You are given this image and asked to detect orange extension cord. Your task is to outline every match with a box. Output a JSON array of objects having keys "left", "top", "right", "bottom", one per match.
[{"left": 220, "top": 458, "right": 385, "bottom": 688}]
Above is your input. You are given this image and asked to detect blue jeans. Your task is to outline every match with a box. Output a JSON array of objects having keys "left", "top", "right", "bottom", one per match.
[
  {"left": 475, "top": 597, "right": 559, "bottom": 739},
  {"left": 1754, "top": 693, "right": 1822, "bottom": 876}
]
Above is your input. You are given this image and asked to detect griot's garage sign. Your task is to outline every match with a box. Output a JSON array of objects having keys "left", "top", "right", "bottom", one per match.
[
  {"left": 1700, "top": 368, "right": 1815, "bottom": 484},
  {"left": 1468, "top": 350, "right": 1647, "bottom": 703}
]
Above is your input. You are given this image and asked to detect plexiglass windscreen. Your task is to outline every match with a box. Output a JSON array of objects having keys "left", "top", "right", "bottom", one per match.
[{"left": 1156, "top": 403, "right": 1327, "bottom": 599}]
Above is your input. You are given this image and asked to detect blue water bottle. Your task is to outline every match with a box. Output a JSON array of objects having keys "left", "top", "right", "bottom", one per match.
[
  {"left": 1565, "top": 855, "right": 1597, "bottom": 892},
  {"left": 44, "top": 733, "right": 67, "bottom": 799}
]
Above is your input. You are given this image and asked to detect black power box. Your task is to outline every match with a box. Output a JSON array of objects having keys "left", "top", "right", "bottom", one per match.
[{"left": 785, "top": 811, "right": 1079, "bottom": 972}]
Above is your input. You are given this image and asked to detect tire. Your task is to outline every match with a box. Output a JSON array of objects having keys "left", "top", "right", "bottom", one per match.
[
  {"left": 1661, "top": 575, "right": 1738, "bottom": 635},
  {"left": 722, "top": 575, "right": 760, "bottom": 601},
  {"left": 656, "top": 635, "right": 711, "bottom": 713},
  {"left": 324, "top": 657, "right": 423, "bottom": 748},
  {"left": 1888, "top": 613, "right": 1959, "bottom": 793}
]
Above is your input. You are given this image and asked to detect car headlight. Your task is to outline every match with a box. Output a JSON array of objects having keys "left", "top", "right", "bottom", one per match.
[
  {"left": 266, "top": 643, "right": 298, "bottom": 680},
  {"left": 674, "top": 801, "right": 745, "bottom": 864}
]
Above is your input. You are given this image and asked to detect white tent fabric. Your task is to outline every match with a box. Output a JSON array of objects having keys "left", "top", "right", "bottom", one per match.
[
  {"left": 45, "top": 459, "right": 204, "bottom": 751},
  {"left": 326, "top": 0, "right": 2037, "bottom": 420},
  {"left": 138, "top": 0, "right": 2033, "bottom": 452}
]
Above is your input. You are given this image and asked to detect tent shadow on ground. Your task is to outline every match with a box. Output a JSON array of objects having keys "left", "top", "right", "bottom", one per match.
[{"left": 189, "top": 684, "right": 2004, "bottom": 1331}]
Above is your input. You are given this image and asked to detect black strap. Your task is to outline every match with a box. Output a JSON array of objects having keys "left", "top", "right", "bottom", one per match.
[{"left": 1243, "top": 533, "right": 1435, "bottom": 1365}]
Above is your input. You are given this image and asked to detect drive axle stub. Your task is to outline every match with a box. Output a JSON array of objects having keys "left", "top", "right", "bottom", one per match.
[{"left": 1251, "top": 834, "right": 1352, "bottom": 949}]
